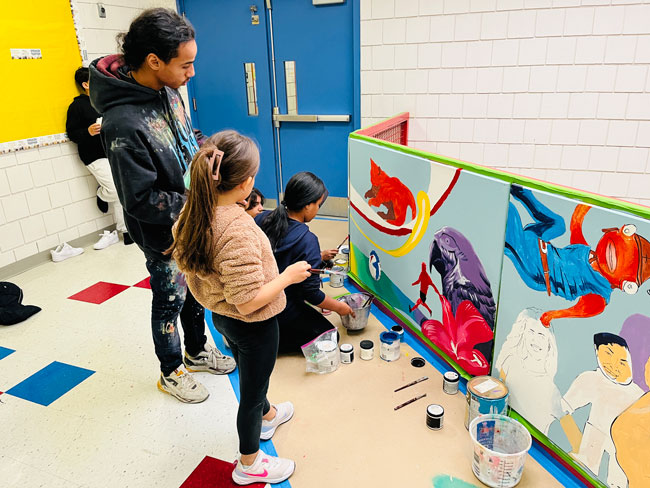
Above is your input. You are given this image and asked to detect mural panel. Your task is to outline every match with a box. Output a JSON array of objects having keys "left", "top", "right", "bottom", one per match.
[
  {"left": 349, "top": 138, "right": 510, "bottom": 375},
  {"left": 493, "top": 185, "right": 650, "bottom": 488}
]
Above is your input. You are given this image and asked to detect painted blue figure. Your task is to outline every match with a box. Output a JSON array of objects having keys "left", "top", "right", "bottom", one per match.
[
  {"left": 369, "top": 250, "right": 381, "bottom": 281},
  {"left": 505, "top": 185, "right": 650, "bottom": 327}
]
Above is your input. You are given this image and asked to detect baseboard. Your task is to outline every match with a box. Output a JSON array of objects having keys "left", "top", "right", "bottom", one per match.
[{"left": 0, "top": 225, "right": 116, "bottom": 281}]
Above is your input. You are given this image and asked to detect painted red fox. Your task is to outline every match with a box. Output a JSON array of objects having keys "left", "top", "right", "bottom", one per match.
[{"left": 364, "top": 159, "right": 416, "bottom": 226}]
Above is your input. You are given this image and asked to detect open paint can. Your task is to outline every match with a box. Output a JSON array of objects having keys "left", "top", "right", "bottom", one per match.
[
  {"left": 464, "top": 376, "right": 509, "bottom": 429},
  {"left": 379, "top": 331, "right": 400, "bottom": 361},
  {"left": 334, "top": 257, "right": 348, "bottom": 271},
  {"left": 329, "top": 266, "right": 346, "bottom": 288}
]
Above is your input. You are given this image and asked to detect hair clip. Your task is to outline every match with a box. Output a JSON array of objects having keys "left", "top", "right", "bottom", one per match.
[{"left": 207, "top": 148, "right": 225, "bottom": 181}]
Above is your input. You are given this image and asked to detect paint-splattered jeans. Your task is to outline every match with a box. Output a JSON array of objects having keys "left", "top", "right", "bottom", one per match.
[
  {"left": 211, "top": 312, "right": 278, "bottom": 455},
  {"left": 145, "top": 254, "right": 207, "bottom": 376}
]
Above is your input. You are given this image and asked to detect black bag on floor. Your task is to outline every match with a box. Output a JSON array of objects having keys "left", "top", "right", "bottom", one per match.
[{"left": 0, "top": 281, "right": 41, "bottom": 326}]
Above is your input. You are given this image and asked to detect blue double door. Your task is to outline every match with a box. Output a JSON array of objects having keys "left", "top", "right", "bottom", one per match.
[{"left": 181, "top": 0, "right": 360, "bottom": 211}]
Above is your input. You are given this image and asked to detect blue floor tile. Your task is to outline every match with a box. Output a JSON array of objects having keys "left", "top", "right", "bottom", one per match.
[
  {"left": 0, "top": 347, "right": 15, "bottom": 360},
  {"left": 6, "top": 361, "right": 94, "bottom": 406}
]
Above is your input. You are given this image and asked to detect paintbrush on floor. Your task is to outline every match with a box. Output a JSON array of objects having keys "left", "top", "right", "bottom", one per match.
[{"left": 394, "top": 393, "right": 427, "bottom": 411}]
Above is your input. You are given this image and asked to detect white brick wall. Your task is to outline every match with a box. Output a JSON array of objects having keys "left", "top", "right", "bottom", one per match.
[
  {"left": 1, "top": 0, "right": 178, "bottom": 270},
  {"left": 361, "top": 0, "right": 650, "bottom": 207}
]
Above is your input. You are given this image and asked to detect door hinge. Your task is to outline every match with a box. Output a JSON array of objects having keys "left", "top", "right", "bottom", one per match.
[{"left": 192, "top": 98, "right": 197, "bottom": 111}]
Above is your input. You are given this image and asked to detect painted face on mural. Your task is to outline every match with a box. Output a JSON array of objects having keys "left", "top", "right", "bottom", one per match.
[
  {"left": 596, "top": 342, "right": 633, "bottom": 385},
  {"left": 524, "top": 319, "right": 550, "bottom": 362},
  {"left": 157, "top": 39, "right": 197, "bottom": 90}
]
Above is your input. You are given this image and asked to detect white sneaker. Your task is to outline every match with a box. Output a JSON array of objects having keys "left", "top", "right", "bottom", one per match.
[
  {"left": 232, "top": 451, "right": 295, "bottom": 485},
  {"left": 184, "top": 342, "right": 237, "bottom": 374},
  {"left": 93, "top": 230, "right": 119, "bottom": 250},
  {"left": 50, "top": 242, "right": 84, "bottom": 262},
  {"left": 157, "top": 366, "right": 209, "bottom": 403},
  {"left": 260, "top": 402, "right": 294, "bottom": 440}
]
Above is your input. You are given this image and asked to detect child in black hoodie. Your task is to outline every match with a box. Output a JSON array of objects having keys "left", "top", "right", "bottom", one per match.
[{"left": 256, "top": 172, "right": 353, "bottom": 353}]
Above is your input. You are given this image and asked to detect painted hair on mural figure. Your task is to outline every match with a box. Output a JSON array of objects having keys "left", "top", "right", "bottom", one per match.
[
  {"left": 116, "top": 8, "right": 195, "bottom": 69},
  {"left": 495, "top": 308, "right": 559, "bottom": 378},
  {"left": 259, "top": 172, "right": 328, "bottom": 251},
  {"left": 168, "top": 130, "right": 260, "bottom": 275}
]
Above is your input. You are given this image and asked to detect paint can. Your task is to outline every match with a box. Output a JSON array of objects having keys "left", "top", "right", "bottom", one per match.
[
  {"left": 359, "top": 340, "right": 374, "bottom": 360},
  {"left": 391, "top": 325, "right": 404, "bottom": 342},
  {"left": 379, "top": 331, "right": 400, "bottom": 362},
  {"left": 464, "top": 376, "right": 509, "bottom": 430},
  {"left": 329, "top": 266, "right": 346, "bottom": 288},
  {"left": 339, "top": 244, "right": 349, "bottom": 255},
  {"left": 340, "top": 343, "right": 354, "bottom": 364},
  {"left": 443, "top": 371, "right": 460, "bottom": 395},
  {"left": 426, "top": 404, "right": 444, "bottom": 430},
  {"left": 334, "top": 257, "right": 348, "bottom": 271},
  {"left": 316, "top": 339, "right": 339, "bottom": 373}
]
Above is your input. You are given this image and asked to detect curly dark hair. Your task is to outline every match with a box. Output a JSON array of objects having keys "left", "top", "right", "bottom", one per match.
[{"left": 117, "top": 8, "right": 195, "bottom": 69}]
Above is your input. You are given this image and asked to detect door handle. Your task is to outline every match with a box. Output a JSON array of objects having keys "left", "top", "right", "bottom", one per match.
[{"left": 272, "top": 113, "right": 350, "bottom": 124}]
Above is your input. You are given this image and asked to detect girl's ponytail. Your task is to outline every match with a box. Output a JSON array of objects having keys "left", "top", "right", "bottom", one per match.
[
  {"left": 260, "top": 202, "right": 290, "bottom": 251},
  {"left": 169, "top": 130, "right": 259, "bottom": 274},
  {"left": 168, "top": 145, "right": 221, "bottom": 274},
  {"left": 259, "top": 171, "right": 327, "bottom": 251}
]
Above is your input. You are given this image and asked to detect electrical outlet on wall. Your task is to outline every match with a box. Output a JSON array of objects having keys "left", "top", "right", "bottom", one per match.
[{"left": 97, "top": 3, "right": 106, "bottom": 18}]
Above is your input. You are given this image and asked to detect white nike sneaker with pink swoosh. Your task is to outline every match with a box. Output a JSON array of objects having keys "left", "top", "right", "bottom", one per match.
[{"left": 232, "top": 451, "right": 295, "bottom": 485}]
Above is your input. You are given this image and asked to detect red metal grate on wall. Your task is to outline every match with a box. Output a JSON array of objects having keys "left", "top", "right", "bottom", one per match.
[{"left": 356, "top": 112, "right": 409, "bottom": 146}]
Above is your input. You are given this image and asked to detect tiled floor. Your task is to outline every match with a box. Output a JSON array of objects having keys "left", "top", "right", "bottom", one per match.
[{"left": 0, "top": 216, "right": 570, "bottom": 488}]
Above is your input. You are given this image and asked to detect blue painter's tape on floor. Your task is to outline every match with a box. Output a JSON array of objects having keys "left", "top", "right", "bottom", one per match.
[
  {"left": 205, "top": 314, "right": 292, "bottom": 488},
  {"left": 0, "top": 346, "right": 15, "bottom": 360},
  {"left": 6, "top": 361, "right": 94, "bottom": 406},
  {"left": 341, "top": 280, "right": 584, "bottom": 488}
]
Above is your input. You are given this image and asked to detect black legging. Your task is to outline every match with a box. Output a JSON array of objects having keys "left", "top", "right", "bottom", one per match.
[
  {"left": 211, "top": 312, "right": 278, "bottom": 455},
  {"left": 277, "top": 302, "right": 335, "bottom": 354}
]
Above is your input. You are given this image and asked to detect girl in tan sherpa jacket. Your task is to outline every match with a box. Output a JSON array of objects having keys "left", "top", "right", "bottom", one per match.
[{"left": 168, "top": 130, "right": 310, "bottom": 486}]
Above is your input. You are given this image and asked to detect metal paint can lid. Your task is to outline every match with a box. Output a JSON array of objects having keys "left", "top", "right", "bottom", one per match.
[
  {"left": 427, "top": 404, "right": 444, "bottom": 417},
  {"left": 360, "top": 340, "right": 374, "bottom": 350},
  {"left": 410, "top": 357, "right": 425, "bottom": 367},
  {"left": 340, "top": 343, "right": 353, "bottom": 353},
  {"left": 468, "top": 375, "right": 508, "bottom": 399},
  {"left": 332, "top": 265, "right": 346, "bottom": 273},
  {"left": 443, "top": 371, "right": 460, "bottom": 383}
]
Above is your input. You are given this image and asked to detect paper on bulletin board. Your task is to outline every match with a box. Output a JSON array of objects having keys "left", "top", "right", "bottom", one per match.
[{"left": 0, "top": 1, "right": 82, "bottom": 143}]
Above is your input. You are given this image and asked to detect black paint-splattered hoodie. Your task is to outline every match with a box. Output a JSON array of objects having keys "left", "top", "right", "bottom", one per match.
[{"left": 89, "top": 54, "right": 198, "bottom": 259}]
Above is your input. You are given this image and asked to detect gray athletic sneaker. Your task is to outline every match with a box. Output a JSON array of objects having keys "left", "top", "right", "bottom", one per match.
[
  {"left": 157, "top": 366, "right": 209, "bottom": 403},
  {"left": 184, "top": 342, "right": 236, "bottom": 374},
  {"left": 232, "top": 451, "right": 295, "bottom": 486}
]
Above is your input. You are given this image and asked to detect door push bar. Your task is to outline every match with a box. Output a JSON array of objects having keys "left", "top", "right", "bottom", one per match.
[{"left": 272, "top": 112, "right": 350, "bottom": 127}]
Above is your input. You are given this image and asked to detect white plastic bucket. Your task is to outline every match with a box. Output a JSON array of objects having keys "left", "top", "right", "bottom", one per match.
[{"left": 469, "top": 414, "right": 532, "bottom": 488}]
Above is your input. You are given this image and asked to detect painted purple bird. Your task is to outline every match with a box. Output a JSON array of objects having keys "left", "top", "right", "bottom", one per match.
[{"left": 429, "top": 227, "right": 496, "bottom": 359}]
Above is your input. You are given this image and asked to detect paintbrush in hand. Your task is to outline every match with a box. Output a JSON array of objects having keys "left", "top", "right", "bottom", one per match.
[{"left": 310, "top": 268, "right": 346, "bottom": 276}]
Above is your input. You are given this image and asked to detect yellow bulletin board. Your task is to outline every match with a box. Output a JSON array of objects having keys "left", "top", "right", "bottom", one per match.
[{"left": 0, "top": 1, "right": 82, "bottom": 144}]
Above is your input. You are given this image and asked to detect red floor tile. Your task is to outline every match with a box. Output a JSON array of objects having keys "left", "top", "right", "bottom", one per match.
[
  {"left": 180, "top": 456, "right": 265, "bottom": 488},
  {"left": 133, "top": 277, "right": 151, "bottom": 289},
  {"left": 68, "top": 282, "right": 130, "bottom": 304}
]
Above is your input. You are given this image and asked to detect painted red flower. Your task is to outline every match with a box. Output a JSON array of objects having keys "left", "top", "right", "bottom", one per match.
[{"left": 421, "top": 286, "right": 493, "bottom": 375}]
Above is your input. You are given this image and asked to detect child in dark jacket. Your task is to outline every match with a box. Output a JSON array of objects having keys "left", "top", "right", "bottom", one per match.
[{"left": 256, "top": 172, "right": 353, "bottom": 353}]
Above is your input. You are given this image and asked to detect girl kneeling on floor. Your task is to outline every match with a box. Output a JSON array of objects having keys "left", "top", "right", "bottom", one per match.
[
  {"left": 256, "top": 172, "right": 354, "bottom": 354},
  {"left": 169, "top": 130, "right": 310, "bottom": 486}
]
